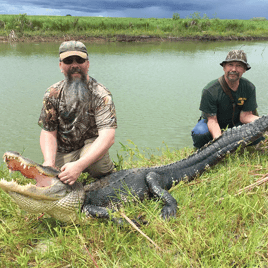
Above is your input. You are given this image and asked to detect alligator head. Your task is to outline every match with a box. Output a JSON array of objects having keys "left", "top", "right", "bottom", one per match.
[{"left": 0, "top": 151, "right": 85, "bottom": 223}]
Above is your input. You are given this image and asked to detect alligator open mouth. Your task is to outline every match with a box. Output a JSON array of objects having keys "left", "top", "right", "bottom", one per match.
[
  {"left": 3, "top": 151, "right": 59, "bottom": 187},
  {"left": 0, "top": 151, "right": 85, "bottom": 223}
]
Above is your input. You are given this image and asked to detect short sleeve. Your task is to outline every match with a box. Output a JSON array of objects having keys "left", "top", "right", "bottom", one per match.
[
  {"left": 38, "top": 88, "right": 59, "bottom": 131},
  {"left": 94, "top": 95, "right": 117, "bottom": 130}
]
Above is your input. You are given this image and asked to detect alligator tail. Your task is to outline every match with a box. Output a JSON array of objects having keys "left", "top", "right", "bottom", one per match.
[{"left": 171, "top": 115, "right": 268, "bottom": 182}]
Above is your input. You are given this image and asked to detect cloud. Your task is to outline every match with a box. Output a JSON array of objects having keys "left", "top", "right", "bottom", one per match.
[
  {"left": 0, "top": 0, "right": 267, "bottom": 19},
  {"left": 4, "top": 0, "right": 212, "bottom": 12},
  {"left": 0, "top": 0, "right": 214, "bottom": 17}
]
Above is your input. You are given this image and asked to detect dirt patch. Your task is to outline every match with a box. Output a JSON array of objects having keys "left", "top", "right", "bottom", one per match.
[{"left": 1, "top": 34, "right": 268, "bottom": 43}]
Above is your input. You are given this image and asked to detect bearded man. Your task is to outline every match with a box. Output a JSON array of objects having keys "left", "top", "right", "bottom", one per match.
[
  {"left": 38, "top": 41, "right": 117, "bottom": 185},
  {"left": 191, "top": 50, "right": 264, "bottom": 149}
]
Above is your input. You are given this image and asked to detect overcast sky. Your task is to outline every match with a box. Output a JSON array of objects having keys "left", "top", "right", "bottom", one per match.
[{"left": 0, "top": 0, "right": 267, "bottom": 20}]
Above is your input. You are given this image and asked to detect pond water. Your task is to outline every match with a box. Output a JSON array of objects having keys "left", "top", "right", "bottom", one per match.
[{"left": 1, "top": 40, "right": 268, "bottom": 164}]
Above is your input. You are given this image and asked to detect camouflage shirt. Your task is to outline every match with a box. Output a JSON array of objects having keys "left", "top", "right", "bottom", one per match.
[{"left": 38, "top": 76, "right": 117, "bottom": 153}]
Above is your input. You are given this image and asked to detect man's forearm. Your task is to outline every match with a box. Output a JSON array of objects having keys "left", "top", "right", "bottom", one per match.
[
  {"left": 40, "top": 129, "right": 58, "bottom": 166},
  {"left": 207, "top": 117, "right": 222, "bottom": 139},
  {"left": 58, "top": 128, "right": 115, "bottom": 184},
  {"left": 240, "top": 111, "right": 259, "bottom": 124},
  {"left": 76, "top": 128, "right": 115, "bottom": 171}
]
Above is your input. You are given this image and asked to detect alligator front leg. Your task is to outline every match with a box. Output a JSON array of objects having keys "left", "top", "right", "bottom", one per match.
[
  {"left": 82, "top": 205, "right": 128, "bottom": 225},
  {"left": 82, "top": 205, "right": 111, "bottom": 219},
  {"left": 145, "top": 172, "right": 177, "bottom": 219}
]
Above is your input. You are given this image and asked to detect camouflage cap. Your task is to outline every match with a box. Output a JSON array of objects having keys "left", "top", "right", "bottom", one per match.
[
  {"left": 220, "top": 50, "right": 251, "bottom": 70},
  {"left": 59, "top": 40, "right": 88, "bottom": 60}
]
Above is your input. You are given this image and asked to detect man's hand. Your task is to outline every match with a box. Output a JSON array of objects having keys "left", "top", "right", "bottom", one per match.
[{"left": 58, "top": 161, "right": 83, "bottom": 185}]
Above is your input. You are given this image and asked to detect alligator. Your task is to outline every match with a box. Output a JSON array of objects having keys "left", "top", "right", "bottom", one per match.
[{"left": 1, "top": 115, "right": 268, "bottom": 224}]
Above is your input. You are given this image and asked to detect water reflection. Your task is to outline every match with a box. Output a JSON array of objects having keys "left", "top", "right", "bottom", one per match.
[{"left": 1, "top": 40, "right": 268, "bottom": 163}]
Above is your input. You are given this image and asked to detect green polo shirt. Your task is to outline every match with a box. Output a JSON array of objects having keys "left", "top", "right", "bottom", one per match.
[{"left": 199, "top": 77, "right": 257, "bottom": 129}]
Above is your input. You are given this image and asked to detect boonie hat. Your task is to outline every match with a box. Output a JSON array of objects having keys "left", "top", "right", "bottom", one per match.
[
  {"left": 220, "top": 50, "right": 251, "bottom": 70},
  {"left": 59, "top": 40, "right": 88, "bottom": 60}
]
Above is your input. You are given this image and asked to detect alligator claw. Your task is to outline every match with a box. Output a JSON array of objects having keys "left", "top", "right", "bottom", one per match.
[
  {"left": 111, "top": 217, "right": 125, "bottom": 226},
  {"left": 161, "top": 205, "right": 177, "bottom": 220}
]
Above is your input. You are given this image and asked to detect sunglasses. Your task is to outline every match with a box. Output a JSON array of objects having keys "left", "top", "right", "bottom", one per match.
[{"left": 62, "top": 56, "right": 87, "bottom": 65}]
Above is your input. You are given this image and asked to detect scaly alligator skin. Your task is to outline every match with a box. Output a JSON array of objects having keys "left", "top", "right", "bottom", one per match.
[{"left": 1, "top": 115, "right": 268, "bottom": 223}]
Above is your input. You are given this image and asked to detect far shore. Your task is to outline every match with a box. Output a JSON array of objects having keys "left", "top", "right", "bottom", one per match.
[
  {"left": 1, "top": 34, "right": 268, "bottom": 43},
  {"left": 1, "top": 14, "right": 268, "bottom": 43}
]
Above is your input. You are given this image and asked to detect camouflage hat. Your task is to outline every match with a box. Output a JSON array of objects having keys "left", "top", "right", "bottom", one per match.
[
  {"left": 220, "top": 50, "right": 251, "bottom": 70},
  {"left": 59, "top": 40, "right": 88, "bottom": 60}
]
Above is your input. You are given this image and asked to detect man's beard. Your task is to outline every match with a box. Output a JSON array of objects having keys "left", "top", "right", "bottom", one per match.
[
  {"left": 64, "top": 67, "right": 90, "bottom": 112},
  {"left": 226, "top": 71, "right": 240, "bottom": 82}
]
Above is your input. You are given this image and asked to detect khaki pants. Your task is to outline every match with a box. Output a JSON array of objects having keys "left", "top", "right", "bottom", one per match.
[{"left": 55, "top": 138, "right": 114, "bottom": 178}]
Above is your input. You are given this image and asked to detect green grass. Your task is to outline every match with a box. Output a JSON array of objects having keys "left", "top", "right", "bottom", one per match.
[
  {"left": 0, "top": 13, "right": 268, "bottom": 40},
  {"left": 0, "top": 140, "right": 268, "bottom": 267}
]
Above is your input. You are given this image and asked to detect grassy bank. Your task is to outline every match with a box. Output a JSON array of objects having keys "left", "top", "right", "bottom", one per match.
[
  {"left": 0, "top": 13, "right": 268, "bottom": 42},
  {"left": 0, "top": 140, "right": 268, "bottom": 267}
]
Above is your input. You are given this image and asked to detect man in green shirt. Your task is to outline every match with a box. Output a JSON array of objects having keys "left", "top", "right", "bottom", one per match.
[{"left": 191, "top": 50, "right": 264, "bottom": 149}]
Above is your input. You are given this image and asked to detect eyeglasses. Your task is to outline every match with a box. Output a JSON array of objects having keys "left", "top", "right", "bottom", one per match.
[{"left": 62, "top": 56, "right": 87, "bottom": 65}]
